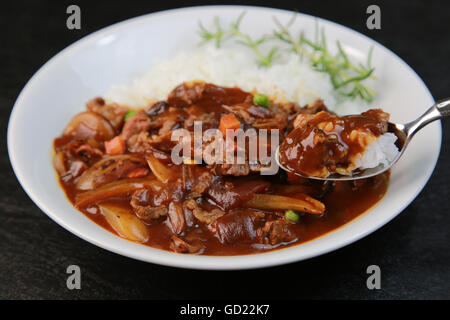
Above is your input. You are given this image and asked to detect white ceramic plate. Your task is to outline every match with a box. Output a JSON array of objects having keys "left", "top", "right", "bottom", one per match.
[{"left": 7, "top": 6, "right": 441, "bottom": 270}]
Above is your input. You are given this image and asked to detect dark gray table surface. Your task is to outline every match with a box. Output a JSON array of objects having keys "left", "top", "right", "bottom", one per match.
[{"left": 1, "top": 0, "right": 449, "bottom": 299}]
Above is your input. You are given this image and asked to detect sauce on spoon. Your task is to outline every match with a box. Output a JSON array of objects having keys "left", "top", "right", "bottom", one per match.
[{"left": 279, "top": 109, "right": 390, "bottom": 178}]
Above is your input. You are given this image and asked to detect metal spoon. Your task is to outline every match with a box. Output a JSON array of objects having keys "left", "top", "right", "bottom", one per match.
[{"left": 276, "top": 98, "right": 450, "bottom": 181}]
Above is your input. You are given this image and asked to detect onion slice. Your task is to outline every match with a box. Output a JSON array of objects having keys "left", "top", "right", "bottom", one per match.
[
  {"left": 75, "top": 177, "right": 158, "bottom": 208},
  {"left": 99, "top": 203, "right": 149, "bottom": 243},
  {"left": 243, "top": 194, "right": 325, "bottom": 214},
  {"left": 146, "top": 153, "right": 178, "bottom": 184}
]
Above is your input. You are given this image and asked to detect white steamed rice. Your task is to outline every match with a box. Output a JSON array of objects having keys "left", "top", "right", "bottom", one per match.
[
  {"left": 356, "top": 132, "right": 399, "bottom": 170},
  {"left": 105, "top": 44, "right": 368, "bottom": 114}
]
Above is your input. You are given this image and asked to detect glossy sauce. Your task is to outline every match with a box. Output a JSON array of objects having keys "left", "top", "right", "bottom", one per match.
[
  {"left": 56, "top": 164, "right": 389, "bottom": 255},
  {"left": 54, "top": 83, "right": 390, "bottom": 256},
  {"left": 279, "top": 111, "right": 387, "bottom": 177}
]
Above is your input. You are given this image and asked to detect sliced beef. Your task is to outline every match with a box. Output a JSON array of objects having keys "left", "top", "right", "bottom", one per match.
[
  {"left": 168, "top": 82, "right": 251, "bottom": 115},
  {"left": 130, "top": 189, "right": 168, "bottom": 221},
  {"left": 146, "top": 101, "right": 169, "bottom": 117},
  {"left": 54, "top": 140, "right": 100, "bottom": 181},
  {"left": 251, "top": 116, "right": 287, "bottom": 130},
  {"left": 206, "top": 178, "right": 270, "bottom": 211},
  {"left": 158, "top": 119, "right": 176, "bottom": 136},
  {"left": 361, "top": 109, "right": 390, "bottom": 122},
  {"left": 126, "top": 132, "right": 153, "bottom": 154},
  {"left": 183, "top": 199, "right": 225, "bottom": 224},
  {"left": 300, "top": 99, "right": 329, "bottom": 115},
  {"left": 126, "top": 129, "right": 176, "bottom": 154},
  {"left": 167, "top": 202, "right": 186, "bottom": 234},
  {"left": 170, "top": 235, "right": 203, "bottom": 254},
  {"left": 258, "top": 220, "right": 297, "bottom": 245},
  {"left": 168, "top": 82, "right": 207, "bottom": 107},
  {"left": 209, "top": 210, "right": 264, "bottom": 244},
  {"left": 120, "top": 113, "right": 151, "bottom": 141},
  {"left": 182, "top": 166, "right": 213, "bottom": 197},
  {"left": 214, "top": 164, "right": 250, "bottom": 176}
]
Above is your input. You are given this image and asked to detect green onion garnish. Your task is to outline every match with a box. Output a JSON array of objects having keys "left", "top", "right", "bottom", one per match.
[{"left": 199, "top": 13, "right": 376, "bottom": 102}]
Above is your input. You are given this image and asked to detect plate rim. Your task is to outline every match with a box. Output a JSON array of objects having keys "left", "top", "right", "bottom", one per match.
[{"left": 7, "top": 5, "right": 442, "bottom": 270}]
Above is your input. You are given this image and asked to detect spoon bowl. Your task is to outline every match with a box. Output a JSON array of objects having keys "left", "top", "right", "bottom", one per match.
[{"left": 276, "top": 98, "right": 450, "bottom": 181}]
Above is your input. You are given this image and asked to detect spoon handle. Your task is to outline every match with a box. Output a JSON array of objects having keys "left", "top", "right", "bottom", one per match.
[
  {"left": 436, "top": 98, "right": 450, "bottom": 117},
  {"left": 404, "top": 97, "right": 450, "bottom": 137}
]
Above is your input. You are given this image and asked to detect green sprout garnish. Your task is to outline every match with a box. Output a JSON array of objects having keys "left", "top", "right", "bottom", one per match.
[
  {"left": 199, "top": 12, "right": 277, "bottom": 67},
  {"left": 198, "top": 12, "right": 376, "bottom": 102},
  {"left": 253, "top": 93, "right": 270, "bottom": 107}
]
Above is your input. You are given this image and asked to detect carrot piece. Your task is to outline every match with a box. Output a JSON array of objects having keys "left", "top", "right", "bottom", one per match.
[
  {"left": 126, "top": 167, "right": 150, "bottom": 178},
  {"left": 219, "top": 113, "right": 241, "bottom": 136},
  {"left": 104, "top": 136, "right": 125, "bottom": 155}
]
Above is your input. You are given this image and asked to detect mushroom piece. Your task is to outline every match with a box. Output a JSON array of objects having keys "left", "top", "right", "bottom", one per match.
[
  {"left": 76, "top": 154, "right": 147, "bottom": 190},
  {"left": 63, "top": 111, "right": 115, "bottom": 141}
]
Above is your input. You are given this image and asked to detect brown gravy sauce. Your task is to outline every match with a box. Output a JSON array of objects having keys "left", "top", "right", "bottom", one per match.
[
  {"left": 56, "top": 168, "right": 389, "bottom": 256},
  {"left": 279, "top": 111, "right": 387, "bottom": 177},
  {"left": 54, "top": 83, "right": 390, "bottom": 256}
]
